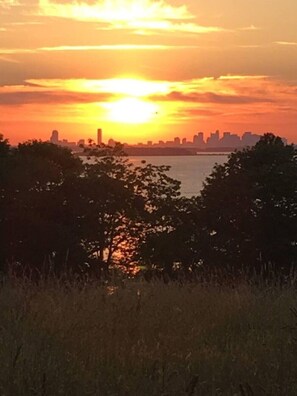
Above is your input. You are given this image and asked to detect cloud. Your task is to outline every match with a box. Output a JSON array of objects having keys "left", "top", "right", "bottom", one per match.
[
  {"left": 0, "top": 44, "right": 201, "bottom": 56},
  {"left": 38, "top": 0, "right": 192, "bottom": 21},
  {"left": 5, "top": 21, "right": 44, "bottom": 26},
  {"left": 218, "top": 75, "right": 267, "bottom": 80},
  {"left": 0, "top": 77, "right": 169, "bottom": 105},
  {"left": 102, "top": 20, "right": 225, "bottom": 34},
  {"left": 25, "top": 77, "right": 171, "bottom": 96},
  {"left": 178, "top": 108, "right": 223, "bottom": 117},
  {"left": 156, "top": 91, "right": 274, "bottom": 104},
  {"left": 37, "top": 0, "right": 226, "bottom": 35},
  {"left": 278, "top": 106, "right": 297, "bottom": 113},
  {"left": 0, "top": 55, "right": 21, "bottom": 63},
  {"left": 239, "top": 25, "right": 261, "bottom": 31},
  {"left": 39, "top": 44, "right": 198, "bottom": 51},
  {"left": 0, "top": 48, "right": 35, "bottom": 54},
  {"left": 0, "top": 90, "right": 111, "bottom": 105},
  {"left": 1, "top": 76, "right": 296, "bottom": 143},
  {"left": 0, "top": 0, "right": 20, "bottom": 8},
  {"left": 275, "top": 41, "right": 297, "bottom": 46},
  {"left": 236, "top": 45, "right": 263, "bottom": 49},
  {"left": 1, "top": 75, "right": 296, "bottom": 114}
]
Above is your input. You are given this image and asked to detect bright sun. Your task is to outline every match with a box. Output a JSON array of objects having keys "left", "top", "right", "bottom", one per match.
[{"left": 104, "top": 97, "right": 159, "bottom": 124}]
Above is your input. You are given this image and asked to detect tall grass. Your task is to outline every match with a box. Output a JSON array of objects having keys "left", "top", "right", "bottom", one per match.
[{"left": 1, "top": 279, "right": 297, "bottom": 395}]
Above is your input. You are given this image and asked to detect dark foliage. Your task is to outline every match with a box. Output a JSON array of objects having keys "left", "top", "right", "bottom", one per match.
[
  {"left": 1, "top": 133, "right": 296, "bottom": 280},
  {"left": 137, "top": 196, "right": 200, "bottom": 277},
  {"left": 196, "top": 133, "right": 297, "bottom": 276},
  {"left": 0, "top": 138, "right": 180, "bottom": 278},
  {"left": 0, "top": 140, "right": 83, "bottom": 275}
]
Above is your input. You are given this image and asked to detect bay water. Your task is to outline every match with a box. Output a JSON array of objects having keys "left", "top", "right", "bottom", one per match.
[{"left": 129, "top": 154, "right": 228, "bottom": 197}]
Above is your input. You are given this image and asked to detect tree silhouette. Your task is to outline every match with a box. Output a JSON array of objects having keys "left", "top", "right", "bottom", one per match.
[
  {"left": 196, "top": 133, "right": 297, "bottom": 276},
  {"left": 79, "top": 143, "right": 181, "bottom": 278},
  {"left": 0, "top": 134, "right": 9, "bottom": 157},
  {"left": 137, "top": 196, "right": 200, "bottom": 278},
  {"left": 0, "top": 138, "right": 181, "bottom": 279},
  {"left": 0, "top": 140, "right": 83, "bottom": 275}
]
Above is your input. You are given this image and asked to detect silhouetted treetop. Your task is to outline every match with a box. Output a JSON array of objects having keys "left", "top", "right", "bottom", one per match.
[
  {"left": 196, "top": 133, "right": 297, "bottom": 275},
  {"left": 0, "top": 134, "right": 10, "bottom": 157},
  {"left": 0, "top": 136, "right": 181, "bottom": 278}
]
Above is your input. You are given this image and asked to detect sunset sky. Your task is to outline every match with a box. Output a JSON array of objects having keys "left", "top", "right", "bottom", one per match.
[{"left": 1, "top": 0, "right": 297, "bottom": 144}]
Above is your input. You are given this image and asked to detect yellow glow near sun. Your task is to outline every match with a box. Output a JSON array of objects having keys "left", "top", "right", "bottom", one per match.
[
  {"left": 104, "top": 98, "right": 158, "bottom": 124},
  {"left": 27, "top": 77, "right": 170, "bottom": 96},
  {"left": 39, "top": 0, "right": 191, "bottom": 24},
  {"left": 85, "top": 78, "right": 169, "bottom": 97}
]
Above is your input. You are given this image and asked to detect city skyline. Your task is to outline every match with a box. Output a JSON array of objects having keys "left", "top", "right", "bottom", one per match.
[
  {"left": 1, "top": 1, "right": 297, "bottom": 144},
  {"left": 49, "top": 128, "right": 288, "bottom": 152}
]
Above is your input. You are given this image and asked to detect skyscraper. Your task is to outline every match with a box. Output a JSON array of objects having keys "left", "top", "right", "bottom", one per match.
[
  {"left": 193, "top": 132, "right": 205, "bottom": 148},
  {"left": 97, "top": 128, "right": 102, "bottom": 146},
  {"left": 207, "top": 130, "right": 220, "bottom": 148},
  {"left": 50, "top": 130, "right": 59, "bottom": 144}
]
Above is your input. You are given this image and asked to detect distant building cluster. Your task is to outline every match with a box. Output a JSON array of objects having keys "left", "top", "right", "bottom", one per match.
[
  {"left": 50, "top": 128, "right": 287, "bottom": 152},
  {"left": 133, "top": 130, "right": 287, "bottom": 149},
  {"left": 50, "top": 129, "right": 85, "bottom": 150},
  {"left": 49, "top": 129, "right": 103, "bottom": 151}
]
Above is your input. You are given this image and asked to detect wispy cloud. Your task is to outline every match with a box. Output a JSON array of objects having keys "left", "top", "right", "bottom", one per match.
[
  {"left": 0, "top": 0, "right": 20, "bottom": 8},
  {"left": 0, "top": 48, "right": 35, "bottom": 54},
  {"left": 100, "top": 20, "right": 225, "bottom": 34},
  {"left": 0, "top": 55, "right": 20, "bottom": 63},
  {"left": 275, "top": 41, "right": 297, "bottom": 46},
  {"left": 39, "top": 44, "right": 199, "bottom": 51},
  {"left": 236, "top": 45, "right": 263, "bottom": 49},
  {"left": 0, "top": 44, "right": 200, "bottom": 55},
  {"left": 1, "top": 76, "right": 296, "bottom": 141},
  {"left": 0, "top": 77, "right": 170, "bottom": 108},
  {"left": 5, "top": 21, "right": 44, "bottom": 26},
  {"left": 0, "top": 91, "right": 111, "bottom": 105},
  {"left": 25, "top": 78, "right": 171, "bottom": 97},
  {"left": 218, "top": 75, "right": 267, "bottom": 80},
  {"left": 1, "top": 75, "right": 295, "bottom": 110},
  {"left": 239, "top": 25, "right": 261, "bottom": 31},
  {"left": 38, "top": 0, "right": 192, "bottom": 22},
  {"left": 37, "top": 0, "right": 225, "bottom": 35},
  {"left": 155, "top": 91, "right": 273, "bottom": 104}
]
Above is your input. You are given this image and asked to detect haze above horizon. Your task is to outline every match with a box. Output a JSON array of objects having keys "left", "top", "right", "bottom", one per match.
[{"left": 1, "top": 0, "right": 297, "bottom": 144}]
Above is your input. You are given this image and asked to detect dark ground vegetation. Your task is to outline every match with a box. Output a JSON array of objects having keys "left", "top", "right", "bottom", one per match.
[{"left": 1, "top": 280, "right": 297, "bottom": 395}]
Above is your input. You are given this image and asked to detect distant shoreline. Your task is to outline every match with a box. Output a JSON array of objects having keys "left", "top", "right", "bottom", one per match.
[
  {"left": 124, "top": 147, "right": 233, "bottom": 156},
  {"left": 77, "top": 147, "right": 232, "bottom": 157}
]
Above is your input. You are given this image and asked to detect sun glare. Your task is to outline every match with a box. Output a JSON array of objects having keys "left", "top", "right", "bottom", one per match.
[
  {"left": 27, "top": 77, "right": 170, "bottom": 97},
  {"left": 39, "top": 0, "right": 191, "bottom": 24},
  {"left": 86, "top": 78, "right": 169, "bottom": 97},
  {"left": 104, "top": 98, "right": 158, "bottom": 124}
]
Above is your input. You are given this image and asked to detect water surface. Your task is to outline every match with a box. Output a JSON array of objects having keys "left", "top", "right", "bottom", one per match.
[{"left": 129, "top": 155, "right": 228, "bottom": 197}]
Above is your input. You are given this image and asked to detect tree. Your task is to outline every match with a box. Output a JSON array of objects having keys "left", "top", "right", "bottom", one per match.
[
  {"left": 0, "top": 134, "right": 9, "bottom": 157},
  {"left": 136, "top": 196, "right": 200, "bottom": 278},
  {"left": 0, "top": 138, "right": 182, "bottom": 279},
  {"left": 196, "top": 133, "right": 297, "bottom": 276},
  {"left": 0, "top": 140, "right": 84, "bottom": 275},
  {"left": 76, "top": 143, "right": 181, "bottom": 278}
]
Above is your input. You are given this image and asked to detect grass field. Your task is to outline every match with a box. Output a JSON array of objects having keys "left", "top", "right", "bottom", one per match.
[{"left": 1, "top": 279, "right": 297, "bottom": 395}]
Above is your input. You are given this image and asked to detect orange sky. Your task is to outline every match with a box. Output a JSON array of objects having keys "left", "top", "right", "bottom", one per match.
[{"left": 0, "top": 0, "right": 297, "bottom": 144}]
